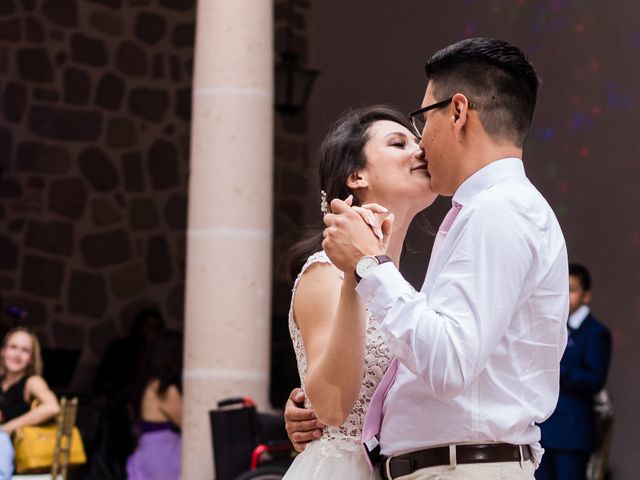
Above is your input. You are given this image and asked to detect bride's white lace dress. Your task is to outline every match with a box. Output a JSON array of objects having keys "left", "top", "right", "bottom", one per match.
[{"left": 283, "top": 251, "right": 392, "bottom": 479}]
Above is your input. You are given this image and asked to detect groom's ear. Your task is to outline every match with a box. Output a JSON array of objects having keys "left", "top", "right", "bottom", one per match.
[
  {"left": 346, "top": 171, "right": 368, "bottom": 190},
  {"left": 451, "top": 93, "right": 470, "bottom": 131}
]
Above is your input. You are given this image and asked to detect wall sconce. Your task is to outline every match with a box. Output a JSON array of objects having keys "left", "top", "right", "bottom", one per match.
[{"left": 275, "top": 1, "right": 319, "bottom": 115}]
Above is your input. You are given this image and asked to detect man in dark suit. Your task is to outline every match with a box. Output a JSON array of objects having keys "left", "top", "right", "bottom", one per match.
[{"left": 537, "top": 263, "right": 612, "bottom": 480}]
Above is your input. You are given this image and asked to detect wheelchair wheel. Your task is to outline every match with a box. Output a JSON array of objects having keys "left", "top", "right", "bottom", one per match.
[{"left": 233, "top": 465, "right": 289, "bottom": 480}]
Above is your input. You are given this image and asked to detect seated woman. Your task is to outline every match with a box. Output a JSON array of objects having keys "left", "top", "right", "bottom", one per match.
[
  {"left": 0, "top": 327, "right": 61, "bottom": 479},
  {"left": 126, "top": 330, "right": 182, "bottom": 480}
]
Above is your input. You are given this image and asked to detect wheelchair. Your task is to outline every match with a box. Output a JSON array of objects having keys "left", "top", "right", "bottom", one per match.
[{"left": 210, "top": 397, "right": 295, "bottom": 480}]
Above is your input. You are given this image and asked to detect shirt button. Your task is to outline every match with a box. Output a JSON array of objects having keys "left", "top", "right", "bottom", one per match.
[{"left": 367, "top": 294, "right": 374, "bottom": 303}]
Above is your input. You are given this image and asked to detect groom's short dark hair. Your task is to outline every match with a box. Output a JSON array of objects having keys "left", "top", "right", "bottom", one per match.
[{"left": 425, "top": 37, "right": 540, "bottom": 148}]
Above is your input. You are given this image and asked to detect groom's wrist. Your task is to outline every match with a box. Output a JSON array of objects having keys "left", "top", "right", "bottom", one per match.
[{"left": 354, "top": 255, "right": 393, "bottom": 283}]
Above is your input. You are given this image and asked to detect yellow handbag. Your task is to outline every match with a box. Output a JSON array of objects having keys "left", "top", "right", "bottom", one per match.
[
  {"left": 12, "top": 396, "right": 87, "bottom": 474},
  {"left": 13, "top": 423, "right": 86, "bottom": 473}
]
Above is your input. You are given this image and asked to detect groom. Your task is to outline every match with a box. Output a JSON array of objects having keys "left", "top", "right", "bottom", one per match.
[{"left": 286, "top": 38, "right": 569, "bottom": 479}]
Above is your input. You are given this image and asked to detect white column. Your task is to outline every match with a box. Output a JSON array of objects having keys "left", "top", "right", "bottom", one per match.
[{"left": 182, "top": 1, "right": 273, "bottom": 478}]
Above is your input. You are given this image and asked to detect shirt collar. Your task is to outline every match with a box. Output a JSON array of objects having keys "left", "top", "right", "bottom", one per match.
[
  {"left": 452, "top": 157, "right": 525, "bottom": 207},
  {"left": 568, "top": 304, "right": 590, "bottom": 330}
]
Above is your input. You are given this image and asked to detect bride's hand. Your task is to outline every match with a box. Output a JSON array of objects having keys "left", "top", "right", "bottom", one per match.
[{"left": 284, "top": 388, "right": 325, "bottom": 452}]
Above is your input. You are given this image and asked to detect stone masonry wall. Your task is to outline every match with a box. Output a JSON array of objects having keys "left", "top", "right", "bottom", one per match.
[{"left": 0, "top": 0, "right": 195, "bottom": 389}]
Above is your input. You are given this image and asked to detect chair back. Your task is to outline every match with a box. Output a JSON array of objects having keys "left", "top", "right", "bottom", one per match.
[{"left": 51, "top": 397, "right": 79, "bottom": 480}]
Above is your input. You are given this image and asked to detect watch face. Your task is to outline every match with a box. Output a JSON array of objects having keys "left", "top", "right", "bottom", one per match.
[{"left": 356, "top": 256, "right": 379, "bottom": 278}]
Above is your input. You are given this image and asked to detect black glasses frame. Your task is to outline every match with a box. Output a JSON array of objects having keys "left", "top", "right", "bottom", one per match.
[{"left": 408, "top": 97, "right": 476, "bottom": 138}]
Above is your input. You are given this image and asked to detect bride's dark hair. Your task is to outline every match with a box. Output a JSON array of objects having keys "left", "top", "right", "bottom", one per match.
[{"left": 281, "top": 105, "right": 414, "bottom": 282}]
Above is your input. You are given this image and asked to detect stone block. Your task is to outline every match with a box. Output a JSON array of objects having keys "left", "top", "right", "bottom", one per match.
[
  {"left": 28, "top": 105, "right": 102, "bottom": 141},
  {"left": 171, "top": 22, "right": 194, "bottom": 48},
  {"left": 0, "top": 235, "right": 18, "bottom": 270},
  {"left": 0, "top": 178, "right": 21, "bottom": 198},
  {"left": 95, "top": 71, "right": 125, "bottom": 110},
  {"left": 152, "top": 53, "right": 164, "bottom": 78},
  {"left": 166, "top": 283, "right": 184, "bottom": 320},
  {"left": 120, "top": 151, "right": 145, "bottom": 192},
  {"left": 147, "top": 139, "right": 179, "bottom": 190},
  {"left": 64, "top": 67, "right": 91, "bottom": 105},
  {"left": 70, "top": 33, "right": 108, "bottom": 67},
  {"left": 115, "top": 40, "right": 147, "bottom": 77},
  {"left": 0, "top": 0, "right": 16, "bottom": 16},
  {"left": 17, "top": 47, "right": 53, "bottom": 82},
  {"left": 25, "top": 15, "right": 45, "bottom": 41},
  {"left": 33, "top": 88, "right": 59, "bottom": 102},
  {"left": 175, "top": 87, "right": 191, "bottom": 121},
  {"left": 162, "top": 193, "right": 186, "bottom": 230},
  {"left": 0, "top": 18, "right": 20, "bottom": 41},
  {"left": 80, "top": 228, "right": 132, "bottom": 268},
  {"left": 20, "top": 254, "right": 65, "bottom": 297},
  {"left": 129, "top": 197, "right": 158, "bottom": 230},
  {"left": 28, "top": 176, "right": 45, "bottom": 190},
  {"left": 68, "top": 270, "right": 108, "bottom": 317},
  {"left": 128, "top": 87, "right": 169, "bottom": 122},
  {"left": 48, "top": 177, "right": 87, "bottom": 219},
  {"left": 89, "top": 9, "right": 122, "bottom": 36},
  {"left": 79, "top": 146, "right": 119, "bottom": 192},
  {"left": 146, "top": 235, "right": 172, "bottom": 283},
  {"left": 17, "top": 141, "right": 72, "bottom": 173},
  {"left": 0, "top": 127, "right": 11, "bottom": 170},
  {"left": 106, "top": 116, "right": 137, "bottom": 148},
  {"left": 42, "top": 0, "right": 77, "bottom": 27},
  {"left": 91, "top": 197, "right": 122, "bottom": 227},
  {"left": 0, "top": 274, "right": 13, "bottom": 289},
  {"left": 8, "top": 218, "right": 24, "bottom": 232},
  {"left": 135, "top": 12, "right": 166, "bottom": 45},
  {"left": 108, "top": 261, "right": 145, "bottom": 299},
  {"left": 25, "top": 220, "right": 74, "bottom": 256}
]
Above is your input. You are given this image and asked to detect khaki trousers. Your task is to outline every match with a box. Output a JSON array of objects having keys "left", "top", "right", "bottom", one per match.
[{"left": 385, "top": 460, "right": 535, "bottom": 480}]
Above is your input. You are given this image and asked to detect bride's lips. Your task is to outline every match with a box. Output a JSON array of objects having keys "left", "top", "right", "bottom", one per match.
[{"left": 410, "top": 162, "right": 429, "bottom": 173}]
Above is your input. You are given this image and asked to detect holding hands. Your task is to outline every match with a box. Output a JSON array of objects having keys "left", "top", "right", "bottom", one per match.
[{"left": 322, "top": 196, "right": 394, "bottom": 274}]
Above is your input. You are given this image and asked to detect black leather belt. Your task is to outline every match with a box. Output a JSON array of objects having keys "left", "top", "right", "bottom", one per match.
[{"left": 380, "top": 443, "right": 532, "bottom": 479}]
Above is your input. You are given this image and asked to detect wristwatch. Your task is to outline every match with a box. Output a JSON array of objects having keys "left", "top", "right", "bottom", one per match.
[{"left": 354, "top": 255, "right": 392, "bottom": 283}]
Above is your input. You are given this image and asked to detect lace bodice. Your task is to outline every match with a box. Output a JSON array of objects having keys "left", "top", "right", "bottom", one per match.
[{"left": 288, "top": 251, "right": 392, "bottom": 444}]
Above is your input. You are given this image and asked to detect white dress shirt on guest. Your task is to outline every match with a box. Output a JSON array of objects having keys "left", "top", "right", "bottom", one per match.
[
  {"left": 356, "top": 158, "right": 569, "bottom": 466},
  {"left": 568, "top": 304, "right": 590, "bottom": 330}
]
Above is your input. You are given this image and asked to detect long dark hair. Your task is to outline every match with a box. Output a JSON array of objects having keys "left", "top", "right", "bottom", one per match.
[
  {"left": 281, "top": 105, "right": 414, "bottom": 282},
  {"left": 134, "top": 330, "right": 183, "bottom": 416}
]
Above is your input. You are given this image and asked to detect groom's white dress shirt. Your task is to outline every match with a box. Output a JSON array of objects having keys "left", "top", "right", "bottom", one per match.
[{"left": 356, "top": 158, "right": 569, "bottom": 465}]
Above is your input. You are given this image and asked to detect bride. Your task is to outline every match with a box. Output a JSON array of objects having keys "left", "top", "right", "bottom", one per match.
[{"left": 281, "top": 105, "right": 437, "bottom": 479}]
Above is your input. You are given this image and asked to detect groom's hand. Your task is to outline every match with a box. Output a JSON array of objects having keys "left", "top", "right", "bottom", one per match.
[
  {"left": 322, "top": 198, "right": 390, "bottom": 274},
  {"left": 284, "top": 388, "right": 325, "bottom": 452}
]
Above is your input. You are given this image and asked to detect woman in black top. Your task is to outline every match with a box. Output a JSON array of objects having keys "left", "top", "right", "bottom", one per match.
[{"left": 0, "top": 327, "right": 60, "bottom": 476}]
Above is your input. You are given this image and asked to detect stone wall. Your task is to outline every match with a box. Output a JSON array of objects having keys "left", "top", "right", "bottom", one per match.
[{"left": 0, "top": 0, "right": 195, "bottom": 389}]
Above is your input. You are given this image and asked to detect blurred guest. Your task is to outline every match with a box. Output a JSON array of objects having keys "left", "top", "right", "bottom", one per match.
[
  {"left": 126, "top": 330, "right": 183, "bottom": 480},
  {"left": 537, "top": 264, "right": 613, "bottom": 480},
  {"left": 0, "top": 327, "right": 60, "bottom": 479},
  {"left": 93, "top": 307, "right": 165, "bottom": 403},
  {"left": 85, "top": 308, "right": 165, "bottom": 480}
]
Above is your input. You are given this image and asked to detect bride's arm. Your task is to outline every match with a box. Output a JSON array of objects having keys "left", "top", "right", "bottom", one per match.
[{"left": 294, "top": 263, "right": 365, "bottom": 427}]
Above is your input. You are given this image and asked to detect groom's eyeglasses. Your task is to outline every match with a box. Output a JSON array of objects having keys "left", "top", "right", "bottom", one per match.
[{"left": 409, "top": 97, "right": 476, "bottom": 139}]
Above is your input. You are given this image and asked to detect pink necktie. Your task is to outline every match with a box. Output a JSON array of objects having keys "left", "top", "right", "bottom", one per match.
[{"left": 361, "top": 202, "right": 462, "bottom": 470}]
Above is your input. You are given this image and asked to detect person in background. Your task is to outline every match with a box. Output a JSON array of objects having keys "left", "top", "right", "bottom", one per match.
[
  {"left": 537, "top": 263, "right": 613, "bottom": 480},
  {"left": 0, "top": 327, "right": 60, "bottom": 479},
  {"left": 126, "top": 330, "right": 183, "bottom": 480},
  {"left": 85, "top": 308, "right": 166, "bottom": 479}
]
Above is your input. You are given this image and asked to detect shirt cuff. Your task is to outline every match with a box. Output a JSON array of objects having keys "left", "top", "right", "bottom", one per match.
[{"left": 355, "top": 262, "right": 415, "bottom": 320}]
